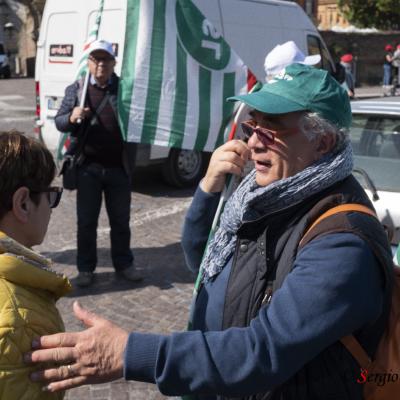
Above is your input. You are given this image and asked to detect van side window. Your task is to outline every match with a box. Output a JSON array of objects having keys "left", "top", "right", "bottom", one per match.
[{"left": 307, "top": 35, "right": 333, "bottom": 74}]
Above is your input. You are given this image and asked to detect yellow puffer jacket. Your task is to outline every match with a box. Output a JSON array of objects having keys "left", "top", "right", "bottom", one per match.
[{"left": 0, "top": 232, "right": 72, "bottom": 399}]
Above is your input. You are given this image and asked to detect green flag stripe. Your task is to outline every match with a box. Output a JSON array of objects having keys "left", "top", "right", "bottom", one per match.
[
  {"left": 169, "top": 38, "right": 188, "bottom": 148},
  {"left": 194, "top": 67, "right": 211, "bottom": 150},
  {"left": 141, "top": 0, "right": 167, "bottom": 144},
  {"left": 216, "top": 72, "right": 236, "bottom": 147},
  {"left": 118, "top": 0, "right": 141, "bottom": 140}
]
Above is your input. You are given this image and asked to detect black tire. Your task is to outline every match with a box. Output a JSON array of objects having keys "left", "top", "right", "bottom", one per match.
[
  {"left": 2, "top": 66, "right": 10, "bottom": 79},
  {"left": 162, "top": 148, "right": 211, "bottom": 188}
]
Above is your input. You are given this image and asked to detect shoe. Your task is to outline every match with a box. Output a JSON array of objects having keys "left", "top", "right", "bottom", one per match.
[
  {"left": 75, "top": 272, "right": 94, "bottom": 287},
  {"left": 117, "top": 266, "right": 143, "bottom": 282}
]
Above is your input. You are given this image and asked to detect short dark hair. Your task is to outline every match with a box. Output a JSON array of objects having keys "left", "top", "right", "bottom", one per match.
[{"left": 0, "top": 131, "right": 56, "bottom": 219}]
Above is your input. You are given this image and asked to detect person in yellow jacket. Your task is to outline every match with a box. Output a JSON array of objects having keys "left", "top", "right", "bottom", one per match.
[{"left": 0, "top": 131, "right": 72, "bottom": 399}]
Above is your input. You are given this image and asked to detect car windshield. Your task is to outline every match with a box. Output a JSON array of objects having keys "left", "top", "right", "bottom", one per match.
[{"left": 349, "top": 114, "right": 400, "bottom": 192}]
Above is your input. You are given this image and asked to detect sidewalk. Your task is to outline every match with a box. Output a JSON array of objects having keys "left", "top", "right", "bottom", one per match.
[{"left": 355, "top": 85, "right": 383, "bottom": 99}]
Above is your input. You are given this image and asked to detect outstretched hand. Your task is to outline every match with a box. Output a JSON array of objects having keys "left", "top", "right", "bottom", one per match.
[{"left": 25, "top": 301, "right": 129, "bottom": 393}]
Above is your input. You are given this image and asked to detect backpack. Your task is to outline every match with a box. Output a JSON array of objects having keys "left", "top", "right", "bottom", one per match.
[{"left": 300, "top": 203, "right": 399, "bottom": 400}]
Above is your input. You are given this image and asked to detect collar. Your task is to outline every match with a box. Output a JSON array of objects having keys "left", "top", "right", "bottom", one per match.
[
  {"left": 0, "top": 231, "right": 72, "bottom": 298},
  {"left": 90, "top": 74, "right": 113, "bottom": 88}
]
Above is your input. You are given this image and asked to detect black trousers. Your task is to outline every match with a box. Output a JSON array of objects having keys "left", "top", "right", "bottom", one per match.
[{"left": 76, "top": 162, "right": 133, "bottom": 272}]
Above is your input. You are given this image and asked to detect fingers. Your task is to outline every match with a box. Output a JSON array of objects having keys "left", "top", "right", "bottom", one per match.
[
  {"left": 222, "top": 139, "right": 251, "bottom": 160},
  {"left": 201, "top": 140, "right": 250, "bottom": 193},
  {"left": 32, "top": 363, "right": 79, "bottom": 382},
  {"left": 32, "top": 332, "right": 78, "bottom": 350},
  {"left": 26, "top": 346, "right": 76, "bottom": 364},
  {"left": 70, "top": 107, "right": 91, "bottom": 123},
  {"left": 73, "top": 300, "right": 104, "bottom": 328},
  {"left": 42, "top": 376, "right": 87, "bottom": 393}
]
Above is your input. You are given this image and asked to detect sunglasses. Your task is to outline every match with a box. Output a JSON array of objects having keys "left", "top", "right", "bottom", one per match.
[
  {"left": 240, "top": 120, "right": 298, "bottom": 147},
  {"left": 31, "top": 186, "right": 63, "bottom": 209},
  {"left": 88, "top": 55, "right": 114, "bottom": 64}
]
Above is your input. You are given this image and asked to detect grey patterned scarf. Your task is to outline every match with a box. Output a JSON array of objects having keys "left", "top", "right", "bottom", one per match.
[{"left": 201, "top": 142, "right": 354, "bottom": 282}]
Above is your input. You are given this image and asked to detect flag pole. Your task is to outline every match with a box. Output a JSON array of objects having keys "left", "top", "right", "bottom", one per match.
[
  {"left": 210, "top": 81, "right": 261, "bottom": 231},
  {"left": 56, "top": 0, "right": 105, "bottom": 161},
  {"left": 76, "top": 72, "right": 90, "bottom": 124}
]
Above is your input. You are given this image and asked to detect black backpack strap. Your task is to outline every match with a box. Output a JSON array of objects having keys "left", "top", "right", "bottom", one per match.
[{"left": 72, "top": 92, "right": 112, "bottom": 161}]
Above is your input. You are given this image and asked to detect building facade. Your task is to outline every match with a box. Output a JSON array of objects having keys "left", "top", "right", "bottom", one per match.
[
  {"left": 317, "top": 0, "right": 350, "bottom": 30},
  {"left": 0, "top": 0, "right": 45, "bottom": 76}
]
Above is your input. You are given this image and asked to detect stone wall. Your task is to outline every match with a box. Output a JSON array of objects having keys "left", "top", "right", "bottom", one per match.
[{"left": 320, "top": 30, "right": 400, "bottom": 86}]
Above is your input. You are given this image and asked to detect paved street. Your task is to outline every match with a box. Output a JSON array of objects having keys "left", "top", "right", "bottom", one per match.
[
  {"left": 0, "top": 78, "right": 197, "bottom": 399},
  {"left": 0, "top": 78, "right": 37, "bottom": 135}
]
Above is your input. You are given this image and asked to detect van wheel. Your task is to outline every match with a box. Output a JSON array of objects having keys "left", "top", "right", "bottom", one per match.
[
  {"left": 162, "top": 148, "right": 210, "bottom": 188},
  {"left": 2, "top": 66, "right": 10, "bottom": 79}
]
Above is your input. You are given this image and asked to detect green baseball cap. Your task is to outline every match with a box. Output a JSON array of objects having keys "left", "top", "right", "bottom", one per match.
[{"left": 228, "top": 63, "right": 352, "bottom": 128}]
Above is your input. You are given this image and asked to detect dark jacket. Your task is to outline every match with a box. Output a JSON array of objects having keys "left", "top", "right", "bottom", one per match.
[
  {"left": 55, "top": 73, "right": 134, "bottom": 175},
  {"left": 123, "top": 176, "right": 393, "bottom": 400}
]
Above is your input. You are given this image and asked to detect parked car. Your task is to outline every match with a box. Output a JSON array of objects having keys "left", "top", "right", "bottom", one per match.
[
  {"left": 350, "top": 97, "right": 400, "bottom": 247},
  {"left": 0, "top": 43, "right": 11, "bottom": 79}
]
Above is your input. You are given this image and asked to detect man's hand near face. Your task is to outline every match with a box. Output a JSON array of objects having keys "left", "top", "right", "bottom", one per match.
[{"left": 201, "top": 140, "right": 251, "bottom": 194}]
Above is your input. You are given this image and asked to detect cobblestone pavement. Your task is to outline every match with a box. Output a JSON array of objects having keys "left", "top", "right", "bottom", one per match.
[{"left": 35, "top": 173, "right": 197, "bottom": 400}]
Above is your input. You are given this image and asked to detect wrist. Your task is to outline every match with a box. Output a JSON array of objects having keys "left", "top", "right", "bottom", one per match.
[{"left": 201, "top": 175, "right": 225, "bottom": 193}]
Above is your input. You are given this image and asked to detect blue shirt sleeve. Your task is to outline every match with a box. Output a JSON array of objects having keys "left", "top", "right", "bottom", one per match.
[
  {"left": 124, "top": 233, "right": 384, "bottom": 397},
  {"left": 181, "top": 184, "right": 221, "bottom": 273}
]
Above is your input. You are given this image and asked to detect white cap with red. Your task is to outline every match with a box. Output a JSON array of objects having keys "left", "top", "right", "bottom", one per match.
[
  {"left": 264, "top": 40, "right": 321, "bottom": 78},
  {"left": 88, "top": 40, "right": 115, "bottom": 58}
]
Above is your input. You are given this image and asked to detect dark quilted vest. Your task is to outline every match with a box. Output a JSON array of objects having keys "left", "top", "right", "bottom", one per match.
[{"left": 219, "top": 175, "right": 393, "bottom": 400}]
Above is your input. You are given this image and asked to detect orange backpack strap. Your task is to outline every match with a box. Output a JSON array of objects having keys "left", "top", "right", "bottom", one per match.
[
  {"left": 299, "top": 203, "right": 378, "bottom": 370},
  {"left": 340, "top": 335, "right": 372, "bottom": 370},
  {"left": 299, "top": 203, "right": 377, "bottom": 247}
]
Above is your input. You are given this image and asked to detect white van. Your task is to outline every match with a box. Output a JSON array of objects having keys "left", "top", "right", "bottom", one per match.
[{"left": 35, "top": 0, "right": 334, "bottom": 187}]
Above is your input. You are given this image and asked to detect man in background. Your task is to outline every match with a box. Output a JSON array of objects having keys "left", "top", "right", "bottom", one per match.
[{"left": 55, "top": 40, "right": 142, "bottom": 287}]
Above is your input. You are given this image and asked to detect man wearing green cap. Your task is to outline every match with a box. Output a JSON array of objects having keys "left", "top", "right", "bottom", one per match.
[{"left": 27, "top": 64, "right": 393, "bottom": 400}]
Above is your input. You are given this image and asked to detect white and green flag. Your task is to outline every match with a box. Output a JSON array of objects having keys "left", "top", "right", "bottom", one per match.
[
  {"left": 118, "top": 0, "right": 250, "bottom": 152},
  {"left": 394, "top": 243, "right": 400, "bottom": 267}
]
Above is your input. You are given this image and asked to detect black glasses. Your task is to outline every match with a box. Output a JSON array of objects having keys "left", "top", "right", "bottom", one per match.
[
  {"left": 240, "top": 120, "right": 298, "bottom": 147},
  {"left": 88, "top": 55, "right": 114, "bottom": 64},
  {"left": 31, "top": 186, "right": 63, "bottom": 209}
]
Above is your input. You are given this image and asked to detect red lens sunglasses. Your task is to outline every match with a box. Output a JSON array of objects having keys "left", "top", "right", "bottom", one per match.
[{"left": 240, "top": 120, "right": 298, "bottom": 146}]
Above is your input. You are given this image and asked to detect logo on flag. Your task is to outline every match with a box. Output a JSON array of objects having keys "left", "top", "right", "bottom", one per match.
[{"left": 118, "top": 0, "right": 250, "bottom": 153}]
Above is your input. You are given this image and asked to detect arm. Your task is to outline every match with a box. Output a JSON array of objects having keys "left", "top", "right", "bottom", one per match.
[
  {"left": 54, "top": 82, "right": 90, "bottom": 134},
  {"left": 26, "top": 235, "right": 383, "bottom": 396},
  {"left": 181, "top": 185, "right": 220, "bottom": 272},
  {"left": 124, "top": 233, "right": 384, "bottom": 396},
  {"left": 182, "top": 139, "right": 250, "bottom": 272}
]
